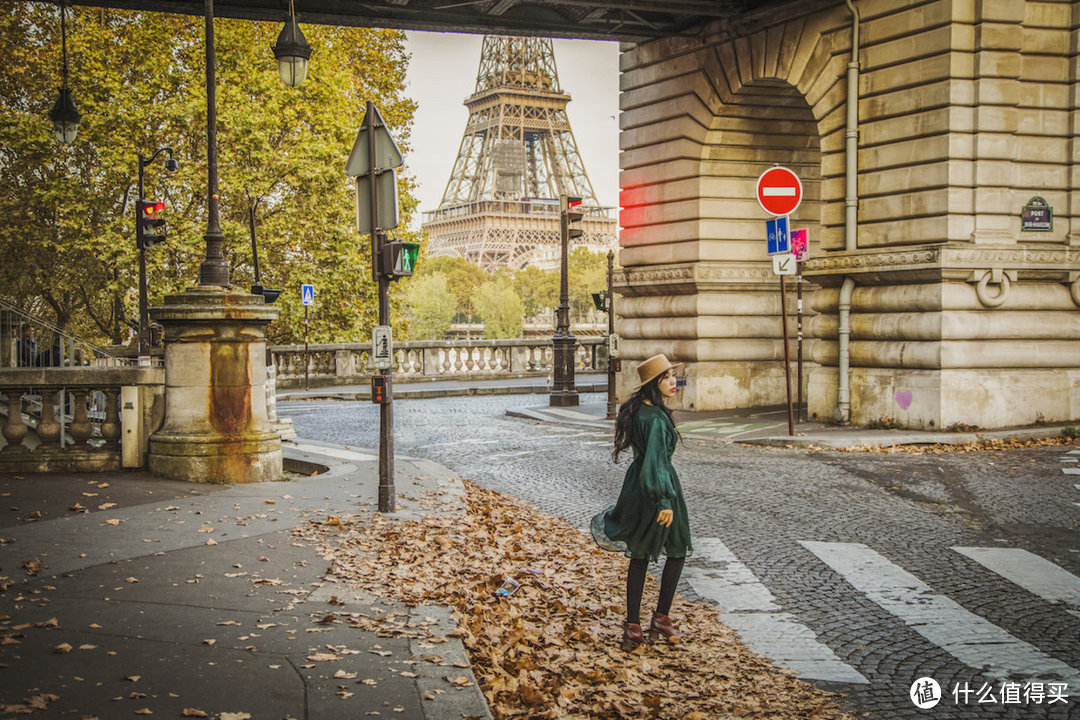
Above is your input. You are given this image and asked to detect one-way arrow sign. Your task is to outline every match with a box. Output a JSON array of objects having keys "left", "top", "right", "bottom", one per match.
[{"left": 772, "top": 253, "right": 797, "bottom": 275}]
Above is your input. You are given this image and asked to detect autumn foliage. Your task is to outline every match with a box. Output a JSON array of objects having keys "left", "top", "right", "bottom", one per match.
[{"left": 302, "top": 480, "right": 858, "bottom": 719}]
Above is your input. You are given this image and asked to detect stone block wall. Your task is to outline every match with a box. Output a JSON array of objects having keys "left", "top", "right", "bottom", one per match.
[{"left": 615, "top": 0, "right": 1080, "bottom": 428}]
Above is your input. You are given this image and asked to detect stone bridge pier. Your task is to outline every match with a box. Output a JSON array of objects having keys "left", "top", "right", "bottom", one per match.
[{"left": 615, "top": 0, "right": 1080, "bottom": 429}]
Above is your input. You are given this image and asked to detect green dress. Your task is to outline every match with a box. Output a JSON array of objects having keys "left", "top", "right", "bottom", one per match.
[{"left": 591, "top": 403, "right": 692, "bottom": 562}]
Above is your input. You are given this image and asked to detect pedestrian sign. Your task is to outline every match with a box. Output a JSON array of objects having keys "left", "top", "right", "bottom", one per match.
[
  {"left": 766, "top": 216, "right": 790, "bottom": 255},
  {"left": 301, "top": 283, "right": 315, "bottom": 306},
  {"left": 372, "top": 325, "right": 392, "bottom": 369}
]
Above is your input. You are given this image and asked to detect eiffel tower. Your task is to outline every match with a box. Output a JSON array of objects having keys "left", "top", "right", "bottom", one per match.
[{"left": 422, "top": 35, "right": 617, "bottom": 271}]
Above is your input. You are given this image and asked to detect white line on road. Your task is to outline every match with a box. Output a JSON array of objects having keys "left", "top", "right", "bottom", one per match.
[
  {"left": 685, "top": 537, "right": 868, "bottom": 684},
  {"left": 801, "top": 541, "right": 1080, "bottom": 688},
  {"left": 952, "top": 547, "right": 1080, "bottom": 610},
  {"left": 1062, "top": 468, "right": 1080, "bottom": 475}
]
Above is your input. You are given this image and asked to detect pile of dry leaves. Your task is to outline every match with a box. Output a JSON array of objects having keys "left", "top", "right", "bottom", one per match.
[
  {"left": 831, "top": 436, "right": 1080, "bottom": 454},
  {"left": 299, "top": 480, "right": 857, "bottom": 720}
]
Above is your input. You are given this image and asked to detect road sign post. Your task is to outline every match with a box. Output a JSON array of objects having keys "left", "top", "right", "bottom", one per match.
[
  {"left": 301, "top": 283, "right": 314, "bottom": 391},
  {"left": 345, "top": 101, "right": 404, "bottom": 514},
  {"left": 759, "top": 166, "right": 803, "bottom": 437},
  {"left": 792, "top": 228, "right": 808, "bottom": 421}
]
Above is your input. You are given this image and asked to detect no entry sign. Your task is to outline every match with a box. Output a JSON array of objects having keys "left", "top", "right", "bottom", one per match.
[{"left": 756, "top": 166, "right": 803, "bottom": 216}]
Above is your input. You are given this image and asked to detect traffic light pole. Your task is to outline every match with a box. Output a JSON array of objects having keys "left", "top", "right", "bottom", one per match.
[
  {"left": 136, "top": 154, "right": 149, "bottom": 358},
  {"left": 367, "top": 100, "right": 395, "bottom": 514},
  {"left": 606, "top": 250, "right": 616, "bottom": 420}
]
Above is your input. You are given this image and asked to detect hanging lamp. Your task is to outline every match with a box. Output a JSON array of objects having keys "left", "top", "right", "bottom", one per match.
[
  {"left": 49, "top": 0, "right": 81, "bottom": 144},
  {"left": 272, "top": 0, "right": 311, "bottom": 88}
]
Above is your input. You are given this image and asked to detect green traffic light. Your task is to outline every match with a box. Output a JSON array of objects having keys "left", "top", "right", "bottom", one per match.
[{"left": 402, "top": 242, "right": 419, "bottom": 272}]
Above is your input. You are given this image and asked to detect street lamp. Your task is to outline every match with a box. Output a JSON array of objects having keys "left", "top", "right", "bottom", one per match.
[
  {"left": 137, "top": 146, "right": 178, "bottom": 357},
  {"left": 49, "top": 1, "right": 81, "bottom": 144},
  {"left": 272, "top": 0, "right": 311, "bottom": 88}
]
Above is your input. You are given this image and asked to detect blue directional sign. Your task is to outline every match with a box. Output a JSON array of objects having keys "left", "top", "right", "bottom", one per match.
[
  {"left": 766, "top": 216, "right": 791, "bottom": 255},
  {"left": 301, "top": 283, "right": 315, "bottom": 306}
]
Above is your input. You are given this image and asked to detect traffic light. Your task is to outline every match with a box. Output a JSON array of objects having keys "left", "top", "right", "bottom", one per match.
[
  {"left": 371, "top": 374, "right": 388, "bottom": 404},
  {"left": 592, "top": 291, "right": 608, "bottom": 312},
  {"left": 561, "top": 194, "right": 583, "bottom": 244},
  {"left": 380, "top": 240, "right": 420, "bottom": 280},
  {"left": 250, "top": 285, "right": 282, "bottom": 304},
  {"left": 136, "top": 199, "right": 167, "bottom": 249}
]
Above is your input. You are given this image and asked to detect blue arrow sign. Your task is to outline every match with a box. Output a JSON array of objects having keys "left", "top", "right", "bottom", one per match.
[
  {"left": 766, "top": 216, "right": 791, "bottom": 255},
  {"left": 301, "top": 283, "right": 315, "bottom": 306}
]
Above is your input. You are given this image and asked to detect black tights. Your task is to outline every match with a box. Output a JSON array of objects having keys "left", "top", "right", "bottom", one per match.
[{"left": 626, "top": 555, "right": 685, "bottom": 625}]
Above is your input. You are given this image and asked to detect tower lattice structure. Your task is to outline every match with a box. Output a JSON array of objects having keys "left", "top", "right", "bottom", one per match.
[{"left": 422, "top": 35, "right": 617, "bottom": 271}]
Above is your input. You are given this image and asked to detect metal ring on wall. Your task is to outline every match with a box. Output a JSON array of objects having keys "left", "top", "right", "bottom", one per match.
[
  {"left": 975, "top": 271, "right": 1010, "bottom": 308},
  {"left": 1071, "top": 277, "right": 1080, "bottom": 308}
]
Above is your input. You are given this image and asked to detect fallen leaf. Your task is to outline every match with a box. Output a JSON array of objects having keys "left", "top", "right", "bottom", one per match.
[
  {"left": 125, "top": 675, "right": 141, "bottom": 682},
  {"left": 219, "top": 713, "right": 252, "bottom": 720},
  {"left": 203, "top": 639, "right": 216, "bottom": 646},
  {"left": 98, "top": 502, "right": 117, "bottom": 510},
  {"left": 20, "top": 559, "right": 42, "bottom": 576},
  {"left": 333, "top": 670, "right": 357, "bottom": 679},
  {"left": 264, "top": 499, "right": 277, "bottom": 505},
  {"left": 54, "top": 643, "right": 73, "bottom": 654},
  {"left": 182, "top": 709, "right": 209, "bottom": 717},
  {"left": 102, "top": 519, "right": 121, "bottom": 526},
  {"left": 198, "top": 526, "right": 215, "bottom": 533},
  {"left": 206, "top": 539, "right": 218, "bottom": 546},
  {"left": 126, "top": 577, "right": 139, "bottom": 583},
  {"left": 306, "top": 652, "right": 339, "bottom": 662},
  {"left": 134, "top": 709, "right": 152, "bottom": 715}
]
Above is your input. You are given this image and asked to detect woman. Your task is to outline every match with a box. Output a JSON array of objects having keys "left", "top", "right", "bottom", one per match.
[{"left": 591, "top": 353, "right": 692, "bottom": 649}]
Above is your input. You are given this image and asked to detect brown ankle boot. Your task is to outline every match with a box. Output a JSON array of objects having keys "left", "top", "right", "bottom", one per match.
[
  {"left": 621, "top": 621, "right": 646, "bottom": 650},
  {"left": 649, "top": 612, "right": 682, "bottom": 644}
]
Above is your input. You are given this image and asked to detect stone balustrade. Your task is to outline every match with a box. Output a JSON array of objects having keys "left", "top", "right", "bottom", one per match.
[
  {"left": 0, "top": 366, "right": 164, "bottom": 472},
  {"left": 270, "top": 337, "right": 606, "bottom": 389}
]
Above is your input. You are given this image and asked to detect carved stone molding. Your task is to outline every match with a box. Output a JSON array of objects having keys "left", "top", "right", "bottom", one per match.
[
  {"left": 803, "top": 244, "right": 1080, "bottom": 286},
  {"left": 615, "top": 262, "right": 776, "bottom": 296}
]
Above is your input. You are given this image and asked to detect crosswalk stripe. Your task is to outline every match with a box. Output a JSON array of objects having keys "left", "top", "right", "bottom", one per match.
[
  {"left": 685, "top": 537, "right": 868, "bottom": 684},
  {"left": 952, "top": 547, "right": 1080, "bottom": 610},
  {"left": 801, "top": 541, "right": 1080, "bottom": 688}
]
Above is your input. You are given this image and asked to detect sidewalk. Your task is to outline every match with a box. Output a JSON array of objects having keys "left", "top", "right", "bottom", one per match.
[
  {"left": 0, "top": 442, "right": 492, "bottom": 720},
  {"left": 507, "top": 401, "right": 1078, "bottom": 448}
]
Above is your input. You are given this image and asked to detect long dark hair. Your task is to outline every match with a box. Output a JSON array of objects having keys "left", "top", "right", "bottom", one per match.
[{"left": 612, "top": 372, "right": 678, "bottom": 462}]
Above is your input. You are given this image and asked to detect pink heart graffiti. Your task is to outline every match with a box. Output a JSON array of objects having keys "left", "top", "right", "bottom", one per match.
[{"left": 895, "top": 391, "right": 913, "bottom": 410}]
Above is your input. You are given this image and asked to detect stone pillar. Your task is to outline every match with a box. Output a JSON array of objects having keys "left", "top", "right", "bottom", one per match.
[{"left": 148, "top": 287, "right": 281, "bottom": 483}]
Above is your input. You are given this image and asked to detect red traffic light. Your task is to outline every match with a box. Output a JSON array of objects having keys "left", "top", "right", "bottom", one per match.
[
  {"left": 142, "top": 200, "right": 165, "bottom": 215},
  {"left": 371, "top": 374, "right": 387, "bottom": 404}
]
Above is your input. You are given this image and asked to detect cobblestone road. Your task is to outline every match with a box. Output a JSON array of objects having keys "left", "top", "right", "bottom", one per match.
[{"left": 279, "top": 394, "right": 1080, "bottom": 719}]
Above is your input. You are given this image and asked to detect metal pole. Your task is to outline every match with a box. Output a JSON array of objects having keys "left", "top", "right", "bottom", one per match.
[
  {"left": 368, "top": 101, "right": 395, "bottom": 514},
  {"left": 796, "top": 262, "right": 804, "bottom": 422},
  {"left": 198, "top": 0, "right": 229, "bottom": 287},
  {"left": 606, "top": 250, "right": 616, "bottom": 420},
  {"left": 137, "top": 155, "right": 149, "bottom": 357},
  {"left": 304, "top": 305, "right": 309, "bottom": 391},
  {"left": 249, "top": 204, "right": 261, "bottom": 286},
  {"left": 780, "top": 274, "right": 794, "bottom": 436},
  {"left": 549, "top": 200, "right": 578, "bottom": 407}
]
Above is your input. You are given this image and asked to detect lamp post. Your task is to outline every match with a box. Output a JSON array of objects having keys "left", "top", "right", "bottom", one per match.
[
  {"left": 136, "top": 146, "right": 177, "bottom": 357},
  {"left": 550, "top": 195, "right": 579, "bottom": 407},
  {"left": 272, "top": 0, "right": 311, "bottom": 88},
  {"left": 49, "top": 1, "right": 80, "bottom": 144}
]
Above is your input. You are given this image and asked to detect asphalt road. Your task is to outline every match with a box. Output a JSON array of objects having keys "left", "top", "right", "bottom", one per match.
[{"left": 278, "top": 393, "right": 1080, "bottom": 719}]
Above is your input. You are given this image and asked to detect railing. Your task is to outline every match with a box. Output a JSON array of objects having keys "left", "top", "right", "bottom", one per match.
[
  {"left": 422, "top": 199, "right": 616, "bottom": 225},
  {"left": 270, "top": 337, "right": 606, "bottom": 389},
  {"left": 0, "top": 298, "right": 141, "bottom": 368},
  {"left": 0, "top": 366, "right": 164, "bottom": 472}
]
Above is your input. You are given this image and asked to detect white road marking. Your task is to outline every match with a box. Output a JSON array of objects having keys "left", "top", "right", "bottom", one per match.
[
  {"left": 1062, "top": 468, "right": 1080, "bottom": 475},
  {"left": 952, "top": 547, "right": 1080, "bottom": 610},
  {"left": 801, "top": 541, "right": 1080, "bottom": 689},
  {"left": 685, "top": 537, "right": 868, "bottom": 684},
  {"left": 288, "top": 442, "right": 376, "bottom": 462}
]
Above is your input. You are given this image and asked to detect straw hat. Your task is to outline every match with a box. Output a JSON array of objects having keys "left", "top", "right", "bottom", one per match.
[{"left": 636, "top": 353, "right": 682, "bottom": 387}]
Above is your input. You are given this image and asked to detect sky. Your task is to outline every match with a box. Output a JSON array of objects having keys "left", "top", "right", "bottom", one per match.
[{"left": 400, "top": 31, "right": 620, "bottom": 230}]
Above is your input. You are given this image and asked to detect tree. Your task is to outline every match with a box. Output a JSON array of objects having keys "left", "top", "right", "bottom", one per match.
[
  {"left": 568, "top": 246, "right": 607, "bottom": 318},
  {"left": 405, "top": 272, "right": 456, "bottom": 340},
  {"left": 415, "top": 255, "right": 486, "bottom": 322},
  {"left": 513, "top": 265, "right": 558, "bottom": 319},
  {"left": 0, "top": 4, "right": 417, "bottom": 346},
  {"left": 472, "top": 276, "right": 522, "bottom": 339}
]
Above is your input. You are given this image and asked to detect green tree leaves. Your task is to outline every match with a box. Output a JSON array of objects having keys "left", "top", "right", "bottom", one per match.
[
  {"left": 0, "top": 3, "right": 416, "bottom": 345},
  {"left": 406, "top": 273, "right": 456, "bottom": 340}
]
